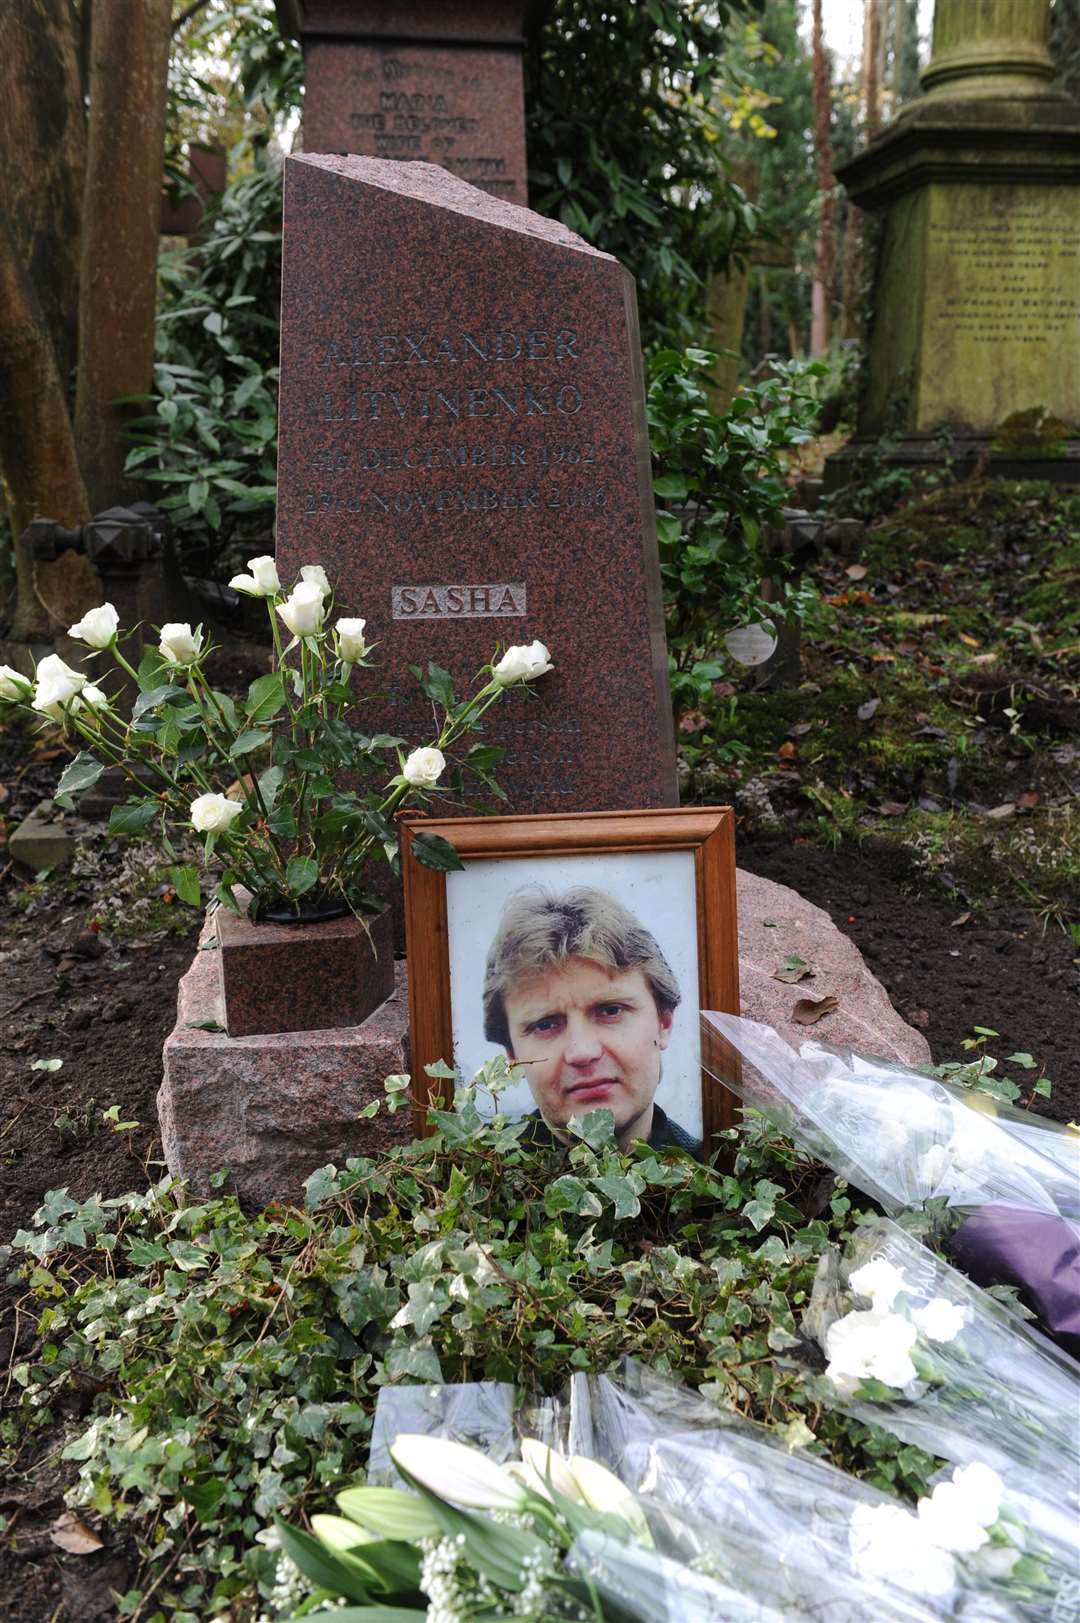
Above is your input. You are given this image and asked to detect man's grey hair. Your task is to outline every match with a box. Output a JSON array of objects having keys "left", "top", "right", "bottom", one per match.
[{"left": 482, "top": 885, "right": 681, "bottom": 1051}]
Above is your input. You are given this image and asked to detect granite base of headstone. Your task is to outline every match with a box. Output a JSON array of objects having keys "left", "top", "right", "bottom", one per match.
[{"left": 158, "top": 872, "right": 929, "bottom": 1204}]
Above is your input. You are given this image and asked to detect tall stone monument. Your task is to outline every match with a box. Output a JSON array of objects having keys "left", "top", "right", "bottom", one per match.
[
  {"left": 275, "top": 153, "right": 677, "bottom": 814},
  {"left": 828, "top": 0, "right": 1080, "bottom": 487},
  {"left": 276, "top": 1, "right": 531, "bottom": 204}
]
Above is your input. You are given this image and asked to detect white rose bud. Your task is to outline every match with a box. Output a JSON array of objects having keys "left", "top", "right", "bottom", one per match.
[
  {"left": 68, "top": 602, "right": 119, "bottom": 648},
  {"left": 73, "top": 684, "right": 110, "bottom": 714},
  {"left": 493, "top": 640, "right": 554, "bottom": 685},
  {"left": 0, "top": 665, "right": 32, "bottom": 702},
  {"left": 335, "top": 617, "right": 368, "bottom": 663},
  {"left": 158, "top": 622, "right": 203, "bottom": 666},
  {"left": 402, "top": 746, "right": 445, "bottom": 788},
  {"left": 32, "top": 654, "right": 87, "bottom": 719},
  {"left": 276, "top": 581, "right": 326, "bottom": 638},
  {"left": 189, "top": 792, "right": 245, "bottom": 834},
  {"left": 229, "top": 555, "right": 281, "bottom": 597},
  {"left": 300, "top": 563, "right": 331, "bottom": 599}
]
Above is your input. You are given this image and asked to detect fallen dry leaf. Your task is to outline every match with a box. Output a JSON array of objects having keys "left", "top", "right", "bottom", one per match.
[
  {"left": 984, "top": 803, "right": 1016, "bottom": 821},
  {"left": 959, "top": 633, "right": 982, "bottom": 648},
  {"left": 788, "top": 721, "right": 815, "bottom": 737},
  {"left": 792, "top": 994, "right": 839, "bottom": 1025},
  {"left": 1015, "top": 789, "right": 1039, "bottom": 812},
  {"left": 50, "top": 1511, "right": 103, "bottom": 1556},
  {"left": 877, "top": 801, "right": 909, "bottom": 817},
  {"left": 777, "top": 740, "right": 797, "bottom": 759},
  {"left": 950, "top": 911, "right": 972, "bottom": 928},
  {"left": 857, "top": 697, "right": 881, "bottom": 721},
  {"left": 845, "top": 563, "right": 868, "bottom": 580},
  {"left": 773, "top": 960, "right": 814, "bottom": 984}
]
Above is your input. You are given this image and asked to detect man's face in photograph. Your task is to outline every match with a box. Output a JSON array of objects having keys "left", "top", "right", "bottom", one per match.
[{"left": 503, "top": 954, "right": 673, "bottom": 1138}]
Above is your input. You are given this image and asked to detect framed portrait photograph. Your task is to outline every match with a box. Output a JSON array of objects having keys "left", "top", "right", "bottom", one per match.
[{"left": 401, "top": 807, "right": 739, "bottom": 1154}]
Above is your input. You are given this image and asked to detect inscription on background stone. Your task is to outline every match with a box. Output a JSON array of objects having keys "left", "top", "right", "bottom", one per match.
[
  {"left": 288, "top": 3, "right": 530, "bottom": 204},
  {"left": 276, "top": 155, "right": 676, "bottom": 814}
]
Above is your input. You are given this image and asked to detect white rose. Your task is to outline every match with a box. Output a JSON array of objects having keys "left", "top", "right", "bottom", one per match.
[
  {"left": 32, "top": 654, "right": 87, "bottom": 718},
  {"left": 848, "top": 1258, "right": 907, "bottom": 1312},
  {"left": 850, "top": 1503, "right": 957, "bottom": 1599},
  {"left": 402, "top": 746, "right": 445, "bottom": 788},
  {"left": 68, "top": 602, "right": 119, "bottom": 648},
  {"left": 910, "top": 1297, "right": 968, "bottom": 1344},
  {"left": 0, "top": 665, "right": 32, "bottom": 702},
  {"left": 230, "top": 555, "right": 281, "bottom": 598},
  {"left": 824, "top": 1308, "right": 918, "bottom": 1394},
  {"left": 949, "top": 1463, "right": 1005, "bottom": 1526},
  {"left": 300, "top": 563, "right": 331, "bottom": 599},
  {"left": 189, "top": 792, "right": 244, "bottom": 834},
  {"left": 158, "top": 622, "right": 203, "bottom": 666},
  {"left": 493, "top": 640, "right": 554, "bottom": 685},
  {"left": 917, "top": 1481, "right": 992, "bottom": 1555},
  {"left": 276, "top": 581, "right": 325, "bottom": 638},
  {"left": 335, "top": 617, "right": 368, "bottom": 663}
]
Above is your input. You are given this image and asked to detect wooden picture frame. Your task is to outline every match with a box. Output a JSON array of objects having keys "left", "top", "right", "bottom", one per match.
[{"left": 401, "top": 806, "right": 739, "bottom": 1149}]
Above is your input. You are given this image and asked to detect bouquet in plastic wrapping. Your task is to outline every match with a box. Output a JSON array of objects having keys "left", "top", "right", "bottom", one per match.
[
  {"left": 263, "top": 1362, "right": 1079, "bottom": 1622},
  {"left": 701, "top": 1011, "right": 1080, "bottom": 1353},
  {"left": 801, "top": 1217, "right": 1080, "bottom": 1620}
]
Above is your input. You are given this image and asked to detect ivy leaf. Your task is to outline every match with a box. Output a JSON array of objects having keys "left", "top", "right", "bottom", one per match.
[
  {"left": 544, "top": 1176, "right": 603, "bottom": 1219},
  {"left": 593, "top": 1172, "right": 642, "bottom": 1220},
  {"left": 286, "top": 855, "right": 320, "bottom": 897}
]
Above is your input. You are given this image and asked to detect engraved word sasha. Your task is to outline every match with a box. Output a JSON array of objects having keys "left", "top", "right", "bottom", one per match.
[{"left": 392, "top": 583, "right": 526, "bottom": 619}]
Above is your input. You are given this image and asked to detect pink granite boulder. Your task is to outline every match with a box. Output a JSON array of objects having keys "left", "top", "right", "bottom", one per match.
[{"left": 735, "top": 869, "right": 931, "bottom": 1067}]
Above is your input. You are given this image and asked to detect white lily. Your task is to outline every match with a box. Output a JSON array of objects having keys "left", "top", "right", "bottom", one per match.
[
  {"left": 390, "top": 1434, "right": 525, "bottom": 1511},
  {"left": 568, "top": 1454, "right": 654, "bottom": 1546},
  {"left": 335, "top": 1485, "right": 443, "bottom": 1541}
]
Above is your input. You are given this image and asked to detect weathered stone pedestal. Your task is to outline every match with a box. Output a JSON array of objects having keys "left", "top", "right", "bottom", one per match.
[
  {"left": 828, "top": 0, "right": 1080, "bottom": 490},
  {"left": 159, "top": 917, "right": 411, "bottom": 1204}
]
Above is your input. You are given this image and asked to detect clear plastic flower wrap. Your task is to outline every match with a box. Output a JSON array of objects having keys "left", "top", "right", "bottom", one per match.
[
  {"left": 802, "top": 1217, "right": 1080, "bottom": 1618},
  {"left": 700, "top": 1011, "right": 1080, "bottom": 1221},
  {"left": 365, "top": 1365, "right": 1073, "bottom": 1621}
]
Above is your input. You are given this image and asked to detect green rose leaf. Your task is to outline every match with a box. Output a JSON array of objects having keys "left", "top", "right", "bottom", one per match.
[
  {"left": 230, "top": 728, "right": 268, "bottom": 757},
  {"left": 286, "top": 855, "right": 320, "bottom": 897},
  {"left": 244, "top": 672, "right": 286, "bottom": 723},
  {"left": 410, "top": 832, "right": 463, "bottom": 873},
  {"left": 108, "top": 799, "right": 159, "bottom": 835},
  {"left": 171, "top": 865, "right": 201, "bottom": 907},
  {"left": 55, "top": 752, "right": 104, "bottom": 805},
  {"left": 132, "top": 684, "right": 186, "bottom": 720}
]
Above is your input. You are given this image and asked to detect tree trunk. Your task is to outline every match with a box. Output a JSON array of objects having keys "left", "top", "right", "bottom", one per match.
[
  {"left": 810, "top": 0, "right": 835, "bottom": 355},
  {"left": 74, "top": 0, "right": 171, "bottom": 513},
  {"left": 0, "top": 0, "right": 88, "bottom": 637},
  {"left": 0, "top": 220, "right": 90, "bottom": 636}
]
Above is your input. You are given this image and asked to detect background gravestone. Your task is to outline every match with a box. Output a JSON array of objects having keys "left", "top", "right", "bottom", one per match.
[
  {"left": 828, "top": 0, "right": 1080, "bottom": 488},
  {"left": 276, "top": 1, "right": 531, "bottom": 204},
  {"left": 275, "top": 153, "right": 677, "bottom": 814}
]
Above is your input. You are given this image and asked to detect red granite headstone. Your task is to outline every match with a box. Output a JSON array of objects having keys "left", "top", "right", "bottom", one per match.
[
  {"left": 277, "top": 0, "right": 530, "bottom": 204},
  {"left": 275, "top": 154, "right": 677, "bottom": 814}
]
